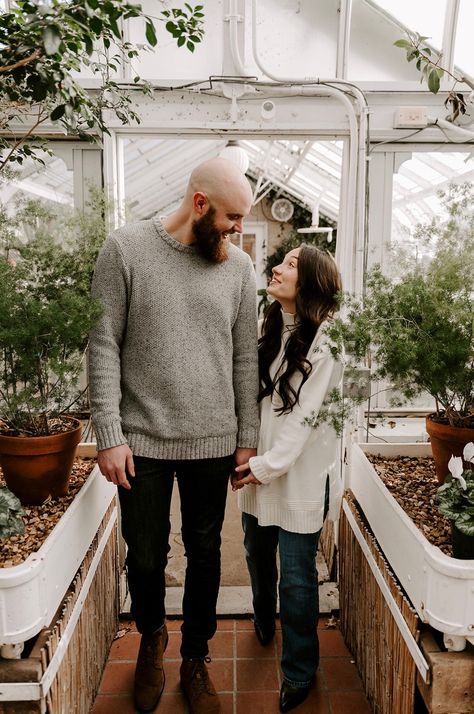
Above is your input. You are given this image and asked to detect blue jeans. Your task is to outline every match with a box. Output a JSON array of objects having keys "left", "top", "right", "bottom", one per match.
[
  {"left": 118, "top": 454, "right": 233, "bottom": 658},
  {"left": 242, "top": 513, "right": 323, "bottom": 687}
]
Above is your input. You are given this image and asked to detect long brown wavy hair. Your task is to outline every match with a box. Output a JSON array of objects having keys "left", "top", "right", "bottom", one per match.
[{"left": 259, "top": 244, "right": 342, "bottom": 414}]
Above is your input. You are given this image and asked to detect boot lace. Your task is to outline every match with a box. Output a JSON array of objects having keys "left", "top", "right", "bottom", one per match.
[{"left": 189, "top": 656, "right": 216, "bottom": 697}]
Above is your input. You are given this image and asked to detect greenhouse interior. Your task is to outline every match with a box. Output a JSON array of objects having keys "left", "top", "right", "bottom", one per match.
[{"left": 0, "top": 0, "right": 473, "bottom": 713}]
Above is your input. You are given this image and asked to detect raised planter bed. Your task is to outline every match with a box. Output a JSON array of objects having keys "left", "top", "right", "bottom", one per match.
[
  {"left": 0, "top": 445, "right": 116, "bottom": 646},
  {"left": 348, "top": 442, "right": 474, "bottom": 644},
  {"left": 0, "top": 445, "right": 120, "bottom": 713}
]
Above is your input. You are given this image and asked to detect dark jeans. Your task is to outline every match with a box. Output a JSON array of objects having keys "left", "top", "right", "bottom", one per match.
[
  {"left": 242, "top": 479, "right": 330, "bottom": 687},
  {"left": 118, "top": 454, "right": 233, "bottom": 658}
]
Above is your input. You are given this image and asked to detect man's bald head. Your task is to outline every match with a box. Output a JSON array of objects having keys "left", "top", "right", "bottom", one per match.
[{"left": 186, "top": 157, "right": 253, "bottom": 209}]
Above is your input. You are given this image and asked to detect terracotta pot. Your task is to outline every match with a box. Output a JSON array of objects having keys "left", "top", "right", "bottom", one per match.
[
  {"left": 0, "top": 417, "right": 82, "bottom": 505},
  {"left": 452, "top": 523, "right": 474, "bottom": 560},
  {"left": 425, "top": 415, "right": 474, "bottom": 483}
]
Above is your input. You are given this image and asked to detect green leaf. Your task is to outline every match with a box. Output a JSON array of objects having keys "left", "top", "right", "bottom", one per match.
[
  {"left": 90, "top": 16, "right": 102, "bottom": 34},
  {"left": 50, "top": 104, "right": 66, "bottom": 121},
  {"left": 84, "top": 36, "right": 94, "bottom": 55},
  {"left": 428, "top": 68, "right": 440, "bottom": 94},
  {"left": 186, "top": 40, "right": 195, "bottom": 52},
  {"left": 145, "top": 20, "right": 157, "bottom": 47},
  {"left": 177, "top": 35, "right": 185, "bottom": 47},
  {"left": 43, "top": 25, "right": 61, "bottom": 56},
  {"left": 394, "top": 39, "right": 412, "bottom": 49}
]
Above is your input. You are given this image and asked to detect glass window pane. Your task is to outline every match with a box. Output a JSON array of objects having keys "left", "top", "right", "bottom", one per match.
[{"left": 454, "top": 0, "right": 474, "bottom": 77}]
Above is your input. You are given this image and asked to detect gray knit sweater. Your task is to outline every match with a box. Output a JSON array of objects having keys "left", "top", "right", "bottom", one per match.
[{"left": 88, "top": 219, "right": 259, "bottom": 459}]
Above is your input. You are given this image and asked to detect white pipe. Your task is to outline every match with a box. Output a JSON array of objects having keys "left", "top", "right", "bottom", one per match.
[
  {"left": 428, "top": 115, "right": 474, "bottom": 141},
  {"left": 336, "top": 0, "right": 353, "bottom": 79},
  {"left": 226, "top": 0, "right": 248, "bottom": 77},
  {"left": 246, "top": 0, "right": 368, "bottom": 295}
]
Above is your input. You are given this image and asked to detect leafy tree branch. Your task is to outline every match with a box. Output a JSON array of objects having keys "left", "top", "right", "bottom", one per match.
[{"left": 0, "top": 1, "right": 205, "bottom": 170}]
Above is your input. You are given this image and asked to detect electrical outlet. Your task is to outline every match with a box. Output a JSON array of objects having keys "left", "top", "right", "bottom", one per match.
[{"left": 393, "top": 107, "right": 428, "bottom": 128}]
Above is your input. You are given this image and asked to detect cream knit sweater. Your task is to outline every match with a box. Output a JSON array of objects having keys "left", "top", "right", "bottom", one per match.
[
  {"left": 88, "top": 219, "right": 259, "bottom": 459},
  {"left": 238, "top": 312, "right": 343, "bottom": 534}
]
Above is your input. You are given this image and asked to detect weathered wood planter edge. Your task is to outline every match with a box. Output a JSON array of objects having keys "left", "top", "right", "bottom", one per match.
[{"left": 348, "top": 442, "right": 474, "bottom": 648}]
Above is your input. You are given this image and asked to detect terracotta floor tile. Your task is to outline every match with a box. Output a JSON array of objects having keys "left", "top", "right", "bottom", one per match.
[
  {"left": 153, "top": 692, "right": 187, "bottom": 713},
  {"left": 209, "top": 659, "right": 235, "bottom": 692},
  {"left": 90, "top": 694, "right": 137, "bottom": 714},
  {"left": 236, "top": 629, "right": 276, "bottom": 659},
  {"left": 209, "top": 630, "right": 235, "bottom": 658},
  {"left": 328, "top": 690, "right": 373, "bottom": 714},
  {"left": 90, "top": 618, "right": 374, "bottom": 714},
  {"left": 98, "top": 662, "right": 134, "bottom": 694},
  {"left": 320, "top": 657, "right": 363, "bottom": 691},
  {"left": 236, "top": 618, "right": 255, "bottom": 631},
  {"left": 219, "top": 692, "right": 235, "bottom": 713},
  {"left": 237, "top": 658, "right": 280, "bottom": 691},
  {"left": 318, "top": 629, "right": 352, "bottom": 657},
  {"left": 236, "top": 691, "right": 281, "bottom": 713},
  {"left": 163, "top": 659, "right": 184, "bottom": 692},
  {"left": 165, "top": 618, "right": 183, "bottom": 631},
  {"left": 164, "top": 630, "right": 182, "bottom": 660},
  {"left": 109, "top": 630, "right": 140, "bottom": 661},
  {"left": 217, "top": 618, "right": 236, "bottom": 631}
]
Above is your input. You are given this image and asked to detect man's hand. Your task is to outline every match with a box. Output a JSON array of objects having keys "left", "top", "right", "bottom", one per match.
[
  {"left": 97, "top": 444, "right": 135, "bottom": 490},
  {"left": 234, "top": 447, "right": 257, "bottom": 467},
  {"left": 232, "top": 462, "right": 262, "bottom": 490}
]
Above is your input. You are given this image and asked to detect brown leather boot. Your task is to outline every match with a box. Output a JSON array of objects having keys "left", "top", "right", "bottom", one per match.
[
  {"left": 134, "top": 624, "right": 168, "bottom": 712},
  {"left": 180, "top": 657, "right": 221, "bottom": 714}
]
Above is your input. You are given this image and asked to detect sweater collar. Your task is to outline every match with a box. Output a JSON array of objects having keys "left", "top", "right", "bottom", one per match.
[
  {"left": 281, "top": 310, "right": 297, "bottom": 328},
  {"left": 153, "top": 218, "right": 196, "bottom": 253}
]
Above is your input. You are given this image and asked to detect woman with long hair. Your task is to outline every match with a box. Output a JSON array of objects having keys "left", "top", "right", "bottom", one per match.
[{"left": 233, "top": 244, "right": 344, "bottom": 713}]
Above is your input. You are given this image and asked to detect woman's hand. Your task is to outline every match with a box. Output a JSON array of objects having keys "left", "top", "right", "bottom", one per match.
[{"left": 231, "top": 462, "right": 262, "bottom": 491}]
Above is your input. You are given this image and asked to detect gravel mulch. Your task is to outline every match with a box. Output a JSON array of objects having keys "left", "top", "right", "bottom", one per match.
[
  {"left": 366, "top": 454, "right": 453, "bottom": 557},
  {"left": 0, "top": 458, "right": 96, "bottom": 568}
]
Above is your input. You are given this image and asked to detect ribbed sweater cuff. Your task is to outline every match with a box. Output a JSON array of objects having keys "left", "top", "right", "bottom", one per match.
[
  {"left": 249, "top": 456, "right": 275, "bottom": 485},
  {"left": 237, "top": 426, "right": 259, "bottom": 449},
  {"left": 94, "top": 422, "right": 127, "bottom": 451}
]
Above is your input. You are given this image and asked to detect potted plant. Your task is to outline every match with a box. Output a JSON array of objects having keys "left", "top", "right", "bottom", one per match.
[
  {"left": 331, "top": 183, "right": 474, "bottom": 481},
  {"left": 436, "top": 443, "right": 474, "bottom": 559},
  {"left": 0, "top": 194, "right": 104, "bottom": 505}
]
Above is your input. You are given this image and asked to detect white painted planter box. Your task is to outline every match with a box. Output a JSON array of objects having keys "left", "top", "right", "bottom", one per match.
[
  {"left": 0, "top": 445, "right": 116, "bottom": 646},
  {"left": 348, "top": 442, "right": 474, "bottom": 638}
]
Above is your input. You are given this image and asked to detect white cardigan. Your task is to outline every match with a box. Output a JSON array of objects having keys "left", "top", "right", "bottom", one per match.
[{"left": 238, "top": 311, "right": 344, "bottom": 534}]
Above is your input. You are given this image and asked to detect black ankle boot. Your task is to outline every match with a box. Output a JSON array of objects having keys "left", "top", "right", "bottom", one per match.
[{"left": 279, "top": 680, "right": 312, "bottom": 712}]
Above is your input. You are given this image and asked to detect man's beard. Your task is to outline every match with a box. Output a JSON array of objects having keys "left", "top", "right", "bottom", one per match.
[{"left": 192, "top": 206, "right": 230, "bottom": 264}]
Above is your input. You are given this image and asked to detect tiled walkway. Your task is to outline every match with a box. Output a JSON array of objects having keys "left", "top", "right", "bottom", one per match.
[{"left": 91, "top": 616, "right": 372, "bottom": 714}]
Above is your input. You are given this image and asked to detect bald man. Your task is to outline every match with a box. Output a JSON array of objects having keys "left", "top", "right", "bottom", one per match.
[{"left": 88, "top": 159, "right": 259, "bottom": 714}]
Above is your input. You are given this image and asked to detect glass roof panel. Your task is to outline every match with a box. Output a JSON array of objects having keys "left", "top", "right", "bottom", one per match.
[{"left": 369, "top": 0, "right": 446, "bottom": 48}]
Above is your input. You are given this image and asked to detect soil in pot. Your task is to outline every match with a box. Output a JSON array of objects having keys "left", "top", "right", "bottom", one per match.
[
  {"left": 367, "top": 454, "right": 453, "bottom": 557},
  {"left": 0, "top": 457, "right": 95, "bottom": 568}
]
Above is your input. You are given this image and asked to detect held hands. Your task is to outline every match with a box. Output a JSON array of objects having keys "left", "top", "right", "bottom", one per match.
[
  {"left": 231, "top": 461, "right": 262, "bottom": 491},
  {"left": 97, "top": 444, "right": 135, "bottom": 490}
]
